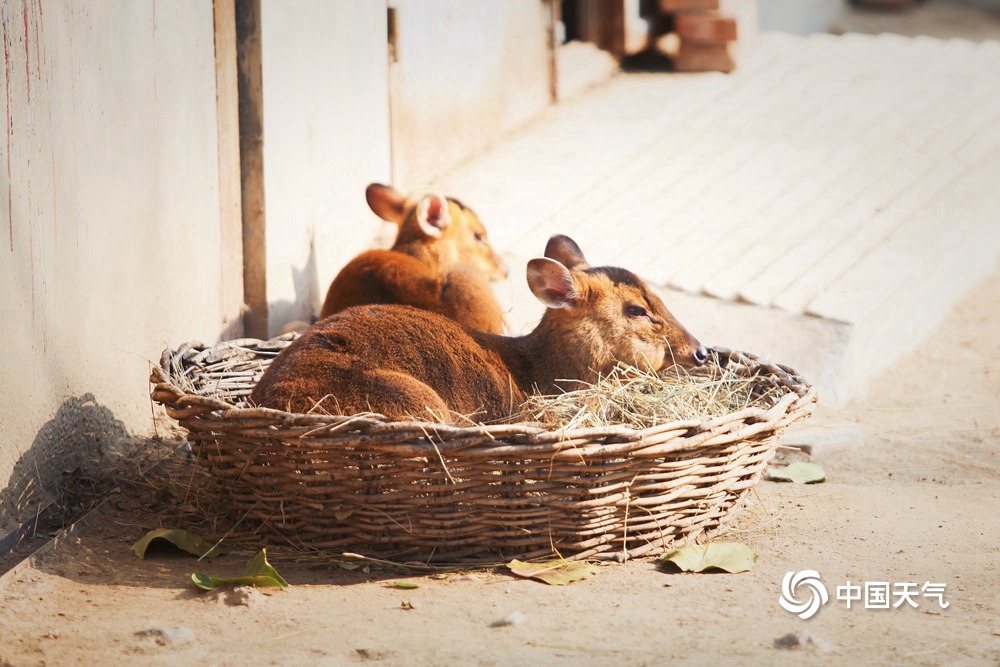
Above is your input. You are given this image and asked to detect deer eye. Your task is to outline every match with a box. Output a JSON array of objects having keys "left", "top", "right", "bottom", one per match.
[
  {"left": 473, "top": 231, "right": 485, "bottom": 242},
  {"left": 625, "top": 304, "right": 647, "bottom": 318}
]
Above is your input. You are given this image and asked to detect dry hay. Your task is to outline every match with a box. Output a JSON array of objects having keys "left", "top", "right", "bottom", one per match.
[{"left": 520, "top": 361, "right": 778, "bottom": 431}]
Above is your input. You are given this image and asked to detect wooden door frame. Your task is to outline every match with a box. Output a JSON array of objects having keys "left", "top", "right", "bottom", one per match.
[
  {"left": 213, "top": 0, "right": 250, "bottom": 340},
  {"left": 235, "top": 0, "right": 268, "bottom": 339}
]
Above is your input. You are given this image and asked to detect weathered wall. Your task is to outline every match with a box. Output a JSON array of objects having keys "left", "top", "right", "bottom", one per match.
[
  {"left": 0, "top": 2, "right": 229, "bottom": 525},
  {"left": 388, "top": 0, "right": 553, "bottom": 188},
  {"left": 0, "top": 0, "right": 557, "bottom": 526},
  {"left": 260, "top": 1, "right": 392, "bottom": 334}
]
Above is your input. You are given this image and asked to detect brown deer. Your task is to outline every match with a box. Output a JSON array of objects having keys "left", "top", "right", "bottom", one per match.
[
  {"left": 252, "top": 235, "right": 708, "bottom": 422},
  {"left": 317, "top": 183, "right": 509, "bottom": 334}
]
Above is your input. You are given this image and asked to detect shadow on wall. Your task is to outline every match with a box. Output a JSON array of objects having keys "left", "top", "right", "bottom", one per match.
[
  {"left": 220, "top": 315, "right": 246, "bottom": 343},
  {"left": 268, "top": 233, "right": 321, "bottom": 336},
  {"left": 0, "top": 394, "right": 130, "bottom": 533}
]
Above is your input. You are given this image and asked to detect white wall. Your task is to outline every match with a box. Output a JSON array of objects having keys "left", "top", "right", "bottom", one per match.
[
  {"left": 261, "top": 1, "right": 392, "bottom": 334},
  {"left": 388, "top": 0, "right": 552, "bottom": 188},
  {"left": 0, "top": 2, "right": 228, "bottom": 525},
  {"left": 0, "top": 0, "right": 553, "bottom": 526},
  {"left": 756, "top": 0, "right": 840, "bottom": 35}
]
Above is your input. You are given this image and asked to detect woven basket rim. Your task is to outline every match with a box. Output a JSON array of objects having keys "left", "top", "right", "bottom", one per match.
[{"left": 150, "top": 338, "right": 817, "bottom": 444}]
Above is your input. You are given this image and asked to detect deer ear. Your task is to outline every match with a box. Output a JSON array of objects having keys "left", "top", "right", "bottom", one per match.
[
  {"left": 415, "top": 193, "right": 450, "bottom": 238},
  {"left": 544, "top": 235, "right": 589, "bottom": 270},
  {"left": 366, "top": 183, "right": 410, "bottom": 224},
  {"left": 527, "top": 258, "right": 579, "bottom": 309}
]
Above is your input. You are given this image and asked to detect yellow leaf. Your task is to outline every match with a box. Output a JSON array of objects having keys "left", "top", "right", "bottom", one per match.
[
  {"left": 507, "top": 559, "right": 598, "bottom": 585},
  {"left": 659, "top": 543, "right": 758, "bottom": 573}
]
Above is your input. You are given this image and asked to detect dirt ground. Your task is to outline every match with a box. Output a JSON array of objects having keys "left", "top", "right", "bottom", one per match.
[
  {"left": 2, "top": 0, "right": 998, "bottom": 664},
  {"left": 1, "top": 255, "right": 998, "bottom": 666}
]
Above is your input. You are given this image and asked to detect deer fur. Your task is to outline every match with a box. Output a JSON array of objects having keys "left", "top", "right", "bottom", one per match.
[
  {"left": 317, "top": 183, "right": 508, "bottom": 334},
  {"left": 252, "top": 235, "right": 707, "bottom": 422}
]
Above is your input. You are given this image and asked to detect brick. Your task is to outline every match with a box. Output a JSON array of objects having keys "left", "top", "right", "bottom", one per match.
[
  {"left": 674, "top": 11, "right": 737, "bottom": 44},
  {"left": 851, "top": 0, "right": 912, "bottom": 6},
  {"left": 672, "top": 42, "right": 734, "bottom": 73},
  {"left": 658, "top": 0, "right": 719, "bottom": 11}
]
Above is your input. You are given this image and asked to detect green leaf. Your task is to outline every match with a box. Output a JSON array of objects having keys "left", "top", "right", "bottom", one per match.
[
  {"left": 191, "top": 549, "right": 288, "bottom": 591},
  {"left": 767, "top": 462, "right": 826, "bottom": 484},
  {"left": 191, "top": 571, "right": 221, "bottom": 591},
  {"left": 659, "top": 543, "right": 758, "bottom": 573},
  {"left": 389, "top": 581, "right": 420, "bottom": 589},
  {"left": 131, "top": 528, "right": 223, "bottom": 559},
  {"left": 507, "top": 559, "right": 598, "bottom": 585},
  {"left": 242, "top": 549, "right": 289, "bottom": 587},
  {"left": 191, "top": 572, "right": 286, "bottom": 591}
]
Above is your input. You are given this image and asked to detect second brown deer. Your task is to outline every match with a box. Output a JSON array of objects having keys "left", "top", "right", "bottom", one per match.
[
  {"left": 252, "top": 235, "right": 708, "bottom": 422},
  {"left": 317, "top": 183, "right": 509, "bottom": 334}
]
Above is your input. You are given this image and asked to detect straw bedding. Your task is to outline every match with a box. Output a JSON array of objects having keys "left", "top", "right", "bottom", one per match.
[{"left": 150, "top": 335, "right": 816, "bottom": 563}]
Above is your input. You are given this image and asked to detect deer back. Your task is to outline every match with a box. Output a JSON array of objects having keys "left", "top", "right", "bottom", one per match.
[
  {"left": 318, "top": 184, "right": 507, "bottom": 334},
  {"left": 250, "top": 304, "right": 524, "bottom": 422}
]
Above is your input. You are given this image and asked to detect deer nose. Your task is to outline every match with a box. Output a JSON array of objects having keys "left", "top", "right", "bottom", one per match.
[{"left": 693, "top": 345, "right": 709, "bottom": 366}]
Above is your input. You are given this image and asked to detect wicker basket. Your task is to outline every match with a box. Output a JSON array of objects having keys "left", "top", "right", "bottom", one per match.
[{"left": 149, "top": 336, "right": 816, "bottom": 563}]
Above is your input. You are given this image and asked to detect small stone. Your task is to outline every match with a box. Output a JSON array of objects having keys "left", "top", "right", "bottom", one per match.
[
  {"left": 490, "top": 611, "right": 526, "bottom": 628},
  {"left": 774, "top": 629, "right": 837, "bottom": 653},
  {"left": 774, "top": 630, "right": 806, "bottom": 649},
  {"left": 136, "top": 626, "right": 195, "bottom": 645}
]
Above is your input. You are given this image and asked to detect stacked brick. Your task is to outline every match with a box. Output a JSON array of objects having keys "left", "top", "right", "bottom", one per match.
[{"left": 659, "top": 0, "right": 738, "bottom": 73}]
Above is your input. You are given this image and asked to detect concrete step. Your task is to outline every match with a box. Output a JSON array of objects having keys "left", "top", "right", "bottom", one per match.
[{"left": 434, "top": 30, "right": 1000, "bottom": 407}]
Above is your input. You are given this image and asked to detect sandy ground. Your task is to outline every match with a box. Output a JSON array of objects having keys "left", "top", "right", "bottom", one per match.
[
  {"left": 1, "top": 256, "right": 998, "bottom": 666},
  {"left": 3, "top": 5, "right": 1000, "bottom": 662}
]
